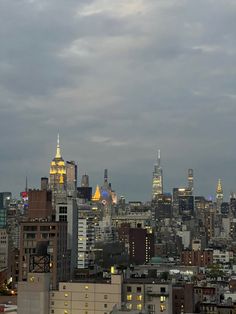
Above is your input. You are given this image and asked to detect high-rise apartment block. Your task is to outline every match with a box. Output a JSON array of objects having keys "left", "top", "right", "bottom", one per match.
[
  {"left": 77, "top": 206, "right": 95, "bottom": 269},
  {"left": 129, "top": 227, "right": 154, "bottom": 264}
]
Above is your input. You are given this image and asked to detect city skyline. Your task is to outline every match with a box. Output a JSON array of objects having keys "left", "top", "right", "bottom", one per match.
[
  {"left": 0, "top": 1, "right": 236, "bottom": 200},
  {"left": 0, "top": 134, "right": 234, "bottom": 202}
]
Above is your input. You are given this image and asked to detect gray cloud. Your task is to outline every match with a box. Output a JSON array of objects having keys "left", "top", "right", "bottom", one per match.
[{"left": 0, "top": 0, "right": 236, "bottom": 200}]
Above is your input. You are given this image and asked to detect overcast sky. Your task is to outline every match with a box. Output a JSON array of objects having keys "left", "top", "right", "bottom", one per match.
[{"left": 0, "top": 0, "right": 236, "bottom": 201}]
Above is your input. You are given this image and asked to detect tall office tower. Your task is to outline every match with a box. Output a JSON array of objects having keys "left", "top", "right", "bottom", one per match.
[
  {"left": 154, "top": 193, "right": 172, "bottom": 220},
  {"left": 152, "top": 150, "right": 163, "bottom": 201},
  {"left": 49, "top": 134, "right": 67, "bottom": 194},
  {"left": 104, "top": 168, "right": 108, "bottom": 186},
  {"left": 204, "top": 200, "right": 215, "bottom": 241},
  {"left": 41, "top": 177, "right": 48, "bottom": 190},
  {"left": 188, "top": 169, "right": 194, "bottom": 193},
  {"left": 81, "top": 174, "right": 89, "bottom": 187},
  {"left": 77, "top": 174, "right": 92, "bottom": 201},
  {"left": 173, "top": 188, "right": 194, "bottom": 217},
  {"left": 66, "top": 161, "right": 78, "bottom": 195},
  {"left": 55, "top": 196, "right": 78, "bottom": 276},
  {"left": 0, "top": 192, "right": 11, "bottom": 228},
  {"left": 216, "top": 179, "right": 223, "bottom": 212},
  {"left": 230, "top": 194, "right": 236, "bottom": 217}
]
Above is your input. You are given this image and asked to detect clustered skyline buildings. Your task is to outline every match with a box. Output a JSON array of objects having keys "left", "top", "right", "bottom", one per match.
[
  {"left": 12, "top": 131, "right": 236, "bottom": 314},
  {"left": 7, "top": 134, "right": 232, "bottom": 204}
]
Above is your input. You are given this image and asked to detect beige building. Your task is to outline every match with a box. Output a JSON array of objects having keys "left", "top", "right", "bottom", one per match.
[
  {"left": 17, "top": 272, "right": 50, "bottom": 314},
  {"left": 50, "top": 274, "right": 122, "bottom": 314}
]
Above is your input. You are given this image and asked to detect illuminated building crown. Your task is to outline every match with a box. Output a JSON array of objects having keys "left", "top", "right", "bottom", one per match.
[{"left": 216, "top": 179, "right": 223, "bottom": 194}]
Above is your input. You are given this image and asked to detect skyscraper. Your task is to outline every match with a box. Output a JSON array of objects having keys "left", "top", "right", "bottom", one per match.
[
  {"left": 49, "top": 134, "right": 67, "bottom": 193},
  {"left": 152, "top": 150, "right": 163, "bottom": 201},
  {"left": 216, "top": 179, "right": 223, "bottom": 212},
  {"left": 188, "top": 169, "right": 194, "bottom": 193},
  {"left": 66, "top": 160, "right": 77, "bottom": 195}
]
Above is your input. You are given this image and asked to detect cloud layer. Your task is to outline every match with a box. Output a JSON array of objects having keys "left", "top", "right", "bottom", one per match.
[{"left": 1, "top": 0, "right": 236, "bottom": 200}]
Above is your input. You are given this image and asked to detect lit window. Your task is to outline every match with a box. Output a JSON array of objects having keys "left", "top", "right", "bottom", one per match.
[
  {"left": 85, "top": 285, "right": 89, "bottom": 290},
  {"left": 160, "top": 304, "right": 166, "bottom": 312},
  {"left": 64, "top": 311, "right": 68, "bottom": 314},
  {"left": 137, "top": 304, "right": 142, "bottom": 311},
  {"left": 137, "top": 295, "right": 142, "bottom": 301},
  {"left": 64, "top": 293, "right": 68, "bottom": 297},
  {"left": 64, "top": 302, "right": 68, "bottom": 306},
  {"left": 127, "top": 304, "right": 132, "bottom": 310},
  {"left": 160, "top": 296, "right": 166, "bottom": 302},
  {"left": 29, "top": 276, "right": 35, "bottom": 282},
  {"left": 127, "top": 294, "right": 132, "bottom": 301}
]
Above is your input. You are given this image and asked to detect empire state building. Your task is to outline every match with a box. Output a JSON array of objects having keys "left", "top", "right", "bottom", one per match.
[
  {"left": 152, "top": 150, "right": 163, "bottom": 201},
  {"left": 49, "top": 134, "right": 66, "bottom": 192}
]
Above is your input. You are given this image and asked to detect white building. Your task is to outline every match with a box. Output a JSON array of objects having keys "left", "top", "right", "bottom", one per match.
[
  {"left": 213, "top": 250, "right": 233, "bottom": 264},
  {"left": 77, "top": 209, "right": 95, "bottom": 269}
]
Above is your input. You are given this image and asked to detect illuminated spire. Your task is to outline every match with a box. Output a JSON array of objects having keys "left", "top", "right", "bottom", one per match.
[
  {"left": 216, "top": 179, "right": 223, "bottom": 194},
  {"left": 55, "top": 133, "right": 61, "bottom": 159},
  {"left": 92, "top": 185, "right": 101, "bottom": 202},
  {"left": 157, "top": 149, "right": 161, "bottom": 167}
]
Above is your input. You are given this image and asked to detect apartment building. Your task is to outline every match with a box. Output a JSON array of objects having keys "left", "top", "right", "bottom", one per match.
[
  {"left": 123, "top": 279, "right": 172, "bottom": 314},
  {"left": 50, "top": 274, "right": 122, "bottom": 314}
]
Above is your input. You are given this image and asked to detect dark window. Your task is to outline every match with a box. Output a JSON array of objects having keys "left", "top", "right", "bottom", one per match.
[
  {"left": 59, "top": 215, "right": 67, "bottom": 222},
  {"left": 127, "top": 286, "right": 132, "bottom": 292},
  {"left": 59, "top": 206, "right": 67, "bottom": 214},
  {"left": 160, "top": 287, "right": 166, "bottom": 293},
  {"left": 137, "top": 287, "right": 142, "bottom": 293}
]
